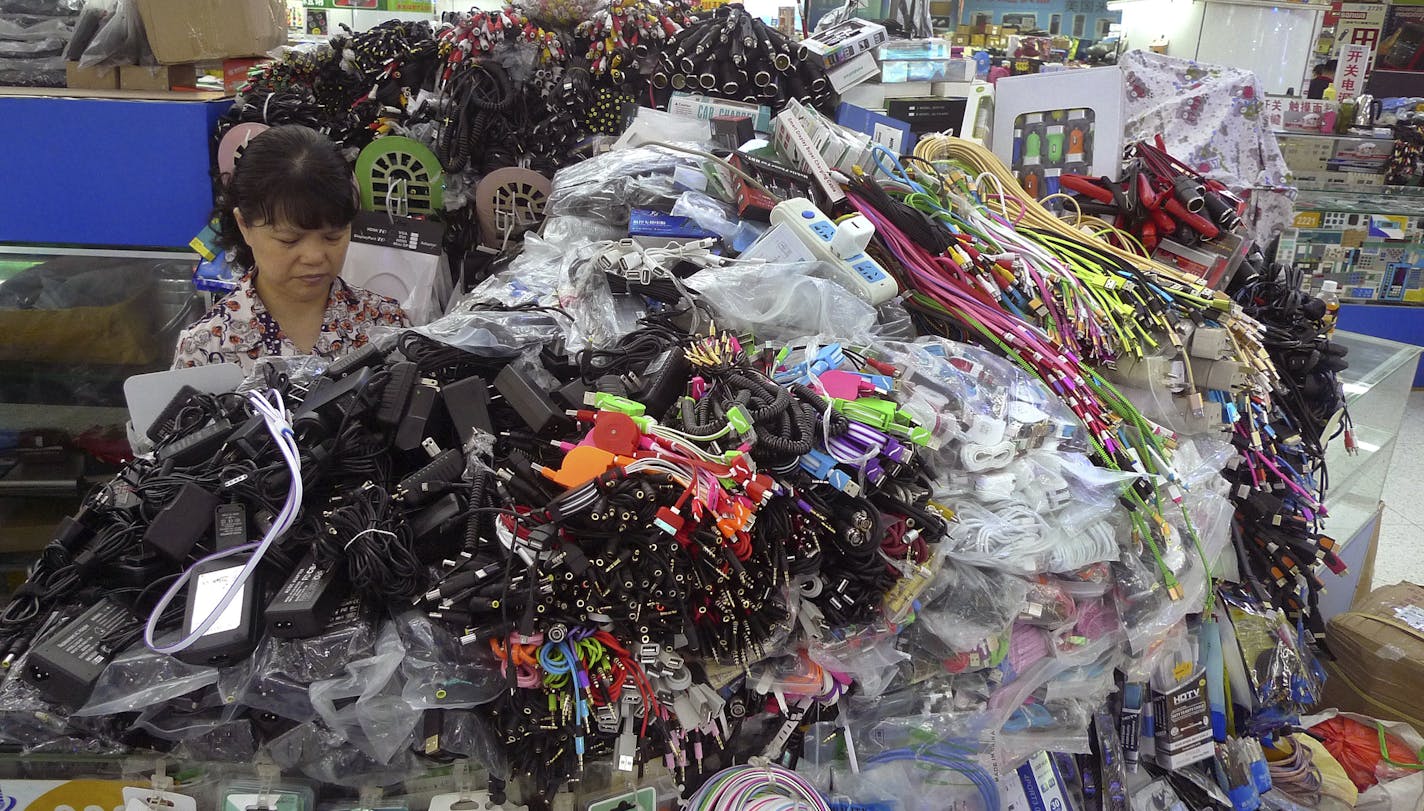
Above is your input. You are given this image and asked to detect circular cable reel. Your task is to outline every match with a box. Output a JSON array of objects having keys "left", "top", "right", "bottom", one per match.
[
  {"left": 217, "top": 123, "right": 270, "bottom": 182},
  {"left": 474, "top": 167, "right": 552, "bottom": 249},
  {"left": 355, "top": 136, "right": 445, "bottom": 216}
]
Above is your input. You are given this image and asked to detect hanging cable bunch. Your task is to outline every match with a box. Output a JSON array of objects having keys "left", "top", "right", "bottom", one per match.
[
  {"left": 649, "top": 3, "right": 837, "bottom": 114},
  {"left": 1225, "top": 261, "right": 1349, "bottom": 647},
  {"left": 435, "top": 60, "right": 517, "bottom": 174},
  {"left": 577, "top": 0, "right": 692, "bottom": 84},
  {"left": 437, "top": 6, "right": 567, "bottom": 85}
]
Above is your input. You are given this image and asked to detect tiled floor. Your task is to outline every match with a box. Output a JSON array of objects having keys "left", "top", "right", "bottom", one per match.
[{"left": 1369, "top": 389, "right": 1424, "bottom": 589}]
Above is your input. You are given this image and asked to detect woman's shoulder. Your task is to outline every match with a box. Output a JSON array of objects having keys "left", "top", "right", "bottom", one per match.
[{"left": 334, "top": 278, "right": 412, "bottom": 327}]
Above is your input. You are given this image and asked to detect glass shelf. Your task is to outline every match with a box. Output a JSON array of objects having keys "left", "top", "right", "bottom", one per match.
[
  {"left": 1276, "top": 130, "right": 1396, "bottom": 142},
  {"left": 1294, "top": 187, "right": 1424, "bottom": 217}
]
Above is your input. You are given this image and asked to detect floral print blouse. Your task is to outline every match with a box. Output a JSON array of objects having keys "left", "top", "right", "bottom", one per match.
[{"left": 172, "top": 272, "right": 410, "bottom": 371}]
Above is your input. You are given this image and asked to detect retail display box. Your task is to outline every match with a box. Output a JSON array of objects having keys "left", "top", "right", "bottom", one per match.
[
  {"left": 135, "top": 0, "right": 287, "bottom": 65},
  {"left": 1321, "top": 581, "right": 1424, "bottom": 729},
  {"left": 991, "top": 67, "right": 1124, "bottom": 198},
  {"left": 802, "top": 19, "right": 888, "bottom": 68}
]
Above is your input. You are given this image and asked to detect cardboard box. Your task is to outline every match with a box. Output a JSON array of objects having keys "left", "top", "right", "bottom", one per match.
[
  {"left": 1322, "top": 582, "right": 1424, "bottom": 729},
  {"left": 119, "top": 63, "right": 198, "bottom": 92},
  {"left": 135, "top": 0, "right": 286, "bottom": 65},
  {"left": 223, "top": 57, "right": 268, "bottom": 94},
  {"left": 64, "top": 61, "right": 119, "bottom": 90}
]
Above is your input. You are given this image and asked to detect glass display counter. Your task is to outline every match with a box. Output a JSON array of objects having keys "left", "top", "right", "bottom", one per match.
[
  {"left": 1316, "top": 329, "right": 1421, "bottom": 620},
  {"left": 0, "top": 247, "right": 203, "bottom": 586}
]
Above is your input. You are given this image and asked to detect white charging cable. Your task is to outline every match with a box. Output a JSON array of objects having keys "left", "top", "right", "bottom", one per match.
[{"left": 144, "top": 389, "right": 303, "bottom": 655}]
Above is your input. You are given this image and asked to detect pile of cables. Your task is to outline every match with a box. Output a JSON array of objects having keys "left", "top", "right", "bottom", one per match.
[
  {"left": 1227, "top": 260, "right": 1349, "bottom": 641},
  {"left": 650, "top": 4, "right": 838, "bottom": 114}
]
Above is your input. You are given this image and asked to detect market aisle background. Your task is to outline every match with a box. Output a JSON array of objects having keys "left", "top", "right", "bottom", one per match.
[{"left": 1371, "top": 389, "right": 1424, "bottom": 588}]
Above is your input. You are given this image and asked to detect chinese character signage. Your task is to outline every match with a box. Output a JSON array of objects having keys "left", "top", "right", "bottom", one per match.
[
  {"left": 1335, "top": 2, "right": 1386, "bottom": 56},
  {"left": 1338, "top": 43, "right": 1371, "bottom": 98},
  {"left": 1265, "top": 94, "right": 1338, "bottom": 131}
]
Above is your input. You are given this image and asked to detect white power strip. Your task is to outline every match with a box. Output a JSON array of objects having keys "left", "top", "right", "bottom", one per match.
[{"left": 768, "top": 198, "right": 899, "bottom": 305}]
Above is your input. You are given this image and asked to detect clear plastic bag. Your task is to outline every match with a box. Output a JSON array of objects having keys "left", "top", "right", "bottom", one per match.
[
  {"left": 671, "top": 190, "right": 765, "bottom": 251},
  {"left": 395, "top": 611, "right": 503, "bottom": 710},
  {"left": 75, "top": 648, "right": 219, "bottom": 717},
  {"left": 308, "top": 622, "right": 419, "bottom": 765},
  {"left": 546, "top": 146, "right": 691, "bottom": 223},
  {"left": 134, "top": 686, "right": 241, "bottom": 741},
  {"left": 267, "top": 719, "right": 425, "bottom": 788},
  {"left": 870, "top": 337, "right": 1086, "bottom": 464},
  {"left": 225, "top": 619, "right": 378, "bottom": 723},
  {"left": 0, "top": 653, "right": 74, "bottom": 749},
  {"left": 687, "top": 261, "right": 878, "bottom": 343},
  {"left": 78, "top": 0, "right": 147, "bottom": 67},
  {"left": 451, "top": 234, "right": 629, "bottom": 353},
  {"left": 806, "top": 625, "right": 909, "bottom": 698},
  {"left": 917, "top": 560, "right": 1029, "bottom": 652}
]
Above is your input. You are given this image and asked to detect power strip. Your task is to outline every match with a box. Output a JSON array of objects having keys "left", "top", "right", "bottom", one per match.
[{"left": 768, "top": 198, "right": 898, "bottom": 305}]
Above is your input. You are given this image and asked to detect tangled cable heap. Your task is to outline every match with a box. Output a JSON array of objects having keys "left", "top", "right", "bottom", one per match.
[{"left": 0, "top": 131, "right": 1346, "bottom": 808}]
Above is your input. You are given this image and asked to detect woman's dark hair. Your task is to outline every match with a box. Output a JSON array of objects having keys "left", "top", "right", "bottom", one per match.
[{"left": 215, "top": 125, "right": 358, "bottom": 269}]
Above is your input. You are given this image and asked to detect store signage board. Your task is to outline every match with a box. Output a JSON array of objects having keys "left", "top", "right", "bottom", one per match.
[
  {"left": 1338, "top": 43, "right": 1372, "bottom": 98},
  {"left": 1263, "top": 94, "right": 1337, "bottom": 131},
  {"left": 1335, "top": 2, "right": 1386, "bottom": 57}
]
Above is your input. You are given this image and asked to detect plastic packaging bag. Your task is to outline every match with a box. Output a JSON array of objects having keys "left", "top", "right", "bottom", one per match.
[
  {"left": 78, "top": 0, "right": 147, "bottom": 68},
  {"left": 1304, "top": 712, "right": 1424, "bottom": 796},
  {"left": 75, "top": 648, "right": 219, "bottom": 717},
  {"left": 917, "top": 560, "right": 1029, "bottom": 652},
  {"left": 806, "top": 625, "right": 909, "bottom": 698},
  {"left": 309, "top": 622, "right": 419, "bottom": 765},
  {"left": 688, "top": 261, "right": 878, "bottom": 342},
  {"left": 395, "top": 611, "right": 503, "bottom": 710},
  {"left": 267, "top": 719, "right": 425, "bottom": 788},
  {"left": 545, "top": 146, "right": 691, "bottom": 222},
  {"left": 225, "top": 618, "right": 378, "bottom": 723}
]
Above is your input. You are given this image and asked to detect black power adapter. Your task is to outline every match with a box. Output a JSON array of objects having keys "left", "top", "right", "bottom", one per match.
[
  {"left": 441, "top": 375, "right": 493, "bottom": 446},
  {"left": 395, "top": 379, "right": 441, "bottom": 454},
  {"left": 495, "top": 365, "right": 572, "bottom": 436},
  {"left": 156, "top": 418, "right": 233, "bottom": 466},
  {"left": 175, "top": 505, "right": 261, "bottom": 666},
  {"left": 143, "top": 483, "right": 220, "bottom": 561},
  {"left": 266, "top": 552, "right": 350, "bottom": 638},
  {"left": 24, "top": 598, "right": 136, "bottom": 706},
  {"left": 396, "top": 448, "right": 466, "bottom": 507}
]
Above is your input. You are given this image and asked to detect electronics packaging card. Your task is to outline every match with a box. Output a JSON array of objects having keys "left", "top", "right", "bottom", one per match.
[
  {"left": 668, "top": 93, "right": 772, "bottom": 134},
  {"left": 802, "top": 19, "right": 888, "bottom": 67},
  {"left": 1151, "top": 670, "right": 1214, "bottom": 769}
]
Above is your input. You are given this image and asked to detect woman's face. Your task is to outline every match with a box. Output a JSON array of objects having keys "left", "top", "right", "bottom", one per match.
[{"left": 236, "top": 209, "right": 352, "bottom": 307}]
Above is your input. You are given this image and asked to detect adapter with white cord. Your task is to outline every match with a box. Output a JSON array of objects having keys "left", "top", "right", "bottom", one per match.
[{"left": 769, "top": 198, "right": 898, "bottom": 305}]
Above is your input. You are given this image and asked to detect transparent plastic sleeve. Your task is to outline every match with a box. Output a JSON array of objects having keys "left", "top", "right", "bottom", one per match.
[
  {"left": 687, "top": 262, "right": 878, "bottom": 343},
  {"left": 870, "top": 337, "right": 1087, "bottom": 465},
  {"left": 77, "top": 0, "right": 145, "bottom": 67},
  {"left": 806, "top": 625, "right": 908, "bottom": 698},
  {"left": 308, "top": 622, "right": 420, "bottom": 765},
  {"left": 916, "top": 560, "right": 1029, "bottom": 652},
  {"left": 75, "top": 648, "right": 219, "bottom": 717},
  {"left": 225, "top": 619, "right": 377, "bottom": 723},
  {"left": 545, "top": 146, "right": 692, "bottom": 222},
  {"left": 395, "top": 611, "right": 503, "bottom": 710},
  {"left": 267, "top": 720, "right": 425, "bottom": 788}
]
